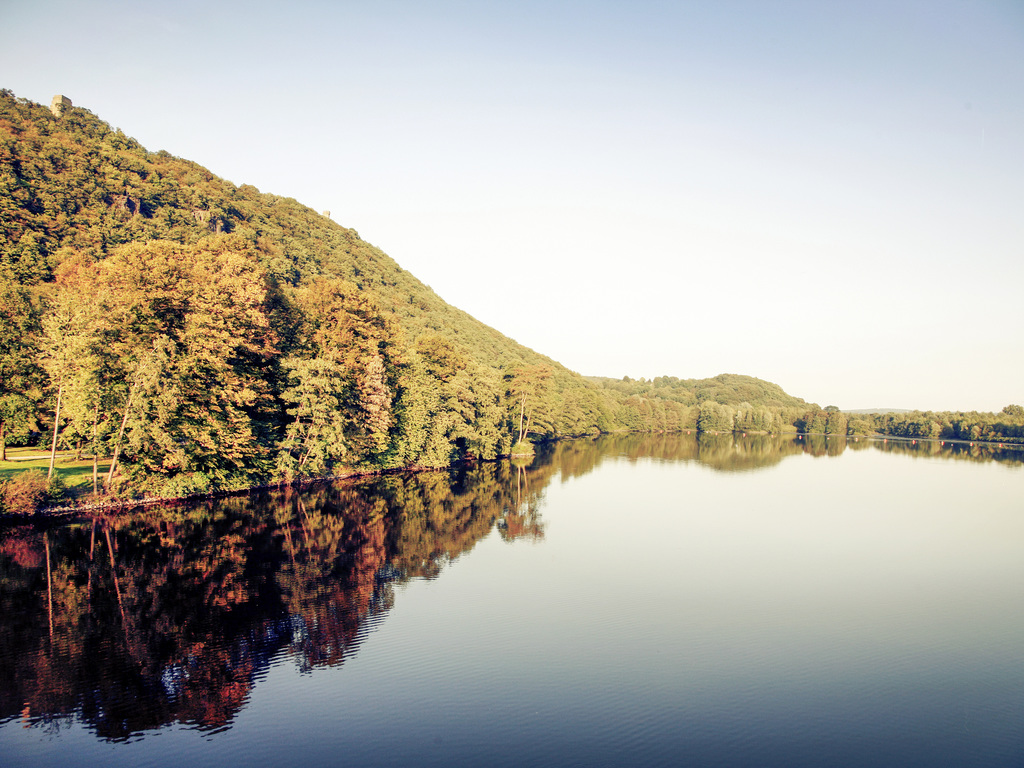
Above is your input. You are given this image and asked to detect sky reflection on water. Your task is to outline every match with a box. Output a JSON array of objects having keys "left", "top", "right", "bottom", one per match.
[{"left": 1, "top": 434, "right": 1022, "bottom": 767}]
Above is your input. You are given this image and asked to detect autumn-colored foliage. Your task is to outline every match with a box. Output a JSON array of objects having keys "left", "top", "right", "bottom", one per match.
[
  {"left": 12, "top": 87, "right": 1016, "bottom": 505},
  {"left": 0, "top": 469, "right": 53, "bottom": 514},
  {"left": 0, "top": 453, "right": 556, "bottom": 737}
]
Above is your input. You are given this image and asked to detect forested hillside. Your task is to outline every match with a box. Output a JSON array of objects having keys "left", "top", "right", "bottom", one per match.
[
  {"left": 588, "top": 373, "right": 815, "bottom": 434},
  {"left": 0, "top": 89, "right": 824, "bottom": 502}
]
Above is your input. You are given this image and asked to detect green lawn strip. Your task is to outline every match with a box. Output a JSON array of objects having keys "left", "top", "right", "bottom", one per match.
[{"left": 1, "top": 448, "right": 110, "bottom": 492}]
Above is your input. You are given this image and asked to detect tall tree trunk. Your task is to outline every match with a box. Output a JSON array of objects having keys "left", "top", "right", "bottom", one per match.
[
  {"left": 48, "top": 383, "right": 64, "bottom": 479},
  {"left": 298, "top": 423, "right": 321, "bottom": 468},
  {"left": 91, "top": 404, "right": 99, "bottom": 496},
  {"left": 106, "top": 383, "right": 136, "bottom": 489},
  {"left": 1, "top": 419, "right": 6, "bottom": 462}
]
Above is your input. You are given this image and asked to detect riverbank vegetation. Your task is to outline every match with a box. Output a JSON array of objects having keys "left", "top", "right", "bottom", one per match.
[
  {"left": 867, "top": 406, "right": 1024, "bottom": 445},
  {"left": 0, "top": 90, "right": 817, "bottom": 508},
  {"left": 2, "top": 89, "right": 1018, "bottom": 513}
]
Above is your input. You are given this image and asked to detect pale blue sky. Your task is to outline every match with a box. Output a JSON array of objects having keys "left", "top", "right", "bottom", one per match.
[{"left": 2, "top": 0, "right": 1022, "bottom": 410}]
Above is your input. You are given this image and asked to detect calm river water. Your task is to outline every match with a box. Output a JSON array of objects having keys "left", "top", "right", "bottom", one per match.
[{"left": 1, "top": 434, "right": 1022, "bottom": 767}]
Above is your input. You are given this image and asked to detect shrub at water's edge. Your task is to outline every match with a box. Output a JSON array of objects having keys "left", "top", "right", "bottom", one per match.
[
  {"left": 510, "top": 441, "right": 535, "bottom": 457},
  {"left": 0, "top": 470, "right": 64, "bottom": 515}
]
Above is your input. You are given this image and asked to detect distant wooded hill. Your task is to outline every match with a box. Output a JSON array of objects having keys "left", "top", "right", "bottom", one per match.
[
  {"left": 2, "top": 89, "right": 1018, "bottom": 503},
  {"left": 843, "top": 408, "right": 911, "bottom": 415}
]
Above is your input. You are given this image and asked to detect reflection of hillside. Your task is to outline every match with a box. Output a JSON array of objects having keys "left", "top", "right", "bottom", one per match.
[
  {"left": 536, "top": 437, "right": 611, "bottom": 481},
  {"left": 696, "top": 433, "right": 806, "bottom": 470},
  {"left": 0, "top": 463, "right": 551, "bottom": 740},
  {"left": 541, "top": 432, "right": 815, "bottom": 474},
  {"left": 4, "top": 433, "right": 1017, "bottom": 741},
  {"left": 870, "top": 437, "right": 1024, "bottom": 466},
  {"left": 798, "top": 434, "right": 848, "bottom": 457}
]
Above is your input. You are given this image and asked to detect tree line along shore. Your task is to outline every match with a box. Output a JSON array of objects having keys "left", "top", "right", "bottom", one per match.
[{"left": 2, "top": 89, "right": 1021, "bottom": 515}]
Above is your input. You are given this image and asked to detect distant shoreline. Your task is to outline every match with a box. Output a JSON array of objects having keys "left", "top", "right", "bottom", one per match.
[{"left": 4, "top": 431, "right": 1021, "bottom": 522}]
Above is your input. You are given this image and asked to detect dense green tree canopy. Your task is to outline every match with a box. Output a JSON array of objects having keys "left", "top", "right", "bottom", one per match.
[{"left": 19, "top": 88, "right": 1013, "bottom": 502}]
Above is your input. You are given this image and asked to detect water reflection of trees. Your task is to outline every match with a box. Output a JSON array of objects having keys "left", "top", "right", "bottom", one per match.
[
  {"left": 798, "top": 433, "right": 849, "bottom": 457},
  {"left": 871, "top": 437, "right": 1023, "bottom": 466},
  {"left": 0, "top": 461, "right": 554, "bottom": 740},
  {"left": 599, "top": 432, "right": 806, "bottom": 472},
  {"left": 2, "top": 433, "right": 1019, "bottom": 740}
]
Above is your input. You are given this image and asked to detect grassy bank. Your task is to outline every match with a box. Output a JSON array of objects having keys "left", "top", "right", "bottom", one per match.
[{"left": 1, "top": 447, "right": 110, "bottom": 494}]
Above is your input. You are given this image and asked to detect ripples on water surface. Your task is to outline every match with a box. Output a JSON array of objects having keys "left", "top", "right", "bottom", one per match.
[{"left": 1, "top": 434, "right": 1022, "bottom": 767}]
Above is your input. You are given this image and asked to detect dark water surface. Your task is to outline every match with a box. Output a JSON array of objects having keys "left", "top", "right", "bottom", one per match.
[{"left": 2, "top": 434, "right": 1022, "bottom": 767}]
